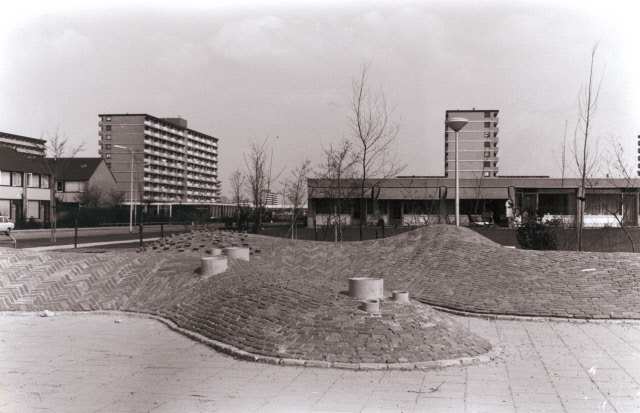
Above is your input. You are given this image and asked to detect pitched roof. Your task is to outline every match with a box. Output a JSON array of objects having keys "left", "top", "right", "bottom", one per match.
[
  {"left": 37, "top": 158, "right": 104, "bottom": 181},
  {"left": 0, "top": 146, "right": 40, "bottom": 173}
]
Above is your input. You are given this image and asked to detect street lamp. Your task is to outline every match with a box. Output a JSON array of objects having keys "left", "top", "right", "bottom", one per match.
[
  {"left": 114, "top": 145, "right": 134, "bottom": 233},
  {"left": 445, "top": 117, "right": 468, "bottom": 227}
]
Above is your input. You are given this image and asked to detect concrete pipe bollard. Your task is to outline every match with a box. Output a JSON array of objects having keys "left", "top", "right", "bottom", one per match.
[
  {"left": 210, "top": 248, "right": 223, "bottom": 256},
  {"left": 393, "top": 291, "right": 409, "bottom": 303},
  {"left": 225, "top": 247, "right": 250, "bottom": 261},
  {"left": 349, "top": 277, "right": 384, "bottom": 300},
  {"left": 361, "top": 299, "right": 380, "bottom": 313},
  {"left": 201, "top": 256, "right": 228, "bottom": 276}
]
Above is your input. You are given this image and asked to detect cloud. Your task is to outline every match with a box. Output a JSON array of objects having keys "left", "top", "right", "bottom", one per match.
[{"left": 210, "top": 16, "right": 293, "bottom": 62}]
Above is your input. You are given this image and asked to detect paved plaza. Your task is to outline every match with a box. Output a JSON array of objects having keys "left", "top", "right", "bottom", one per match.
[
  {"left": 1, "top": 313, "right": 639, "bottom": 412},
  {"left": 1, "top": 225, "right": 640, "bottom": 411}
]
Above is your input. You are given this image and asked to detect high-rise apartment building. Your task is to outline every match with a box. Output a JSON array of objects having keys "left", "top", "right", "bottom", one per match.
[
  {"left": 444, "top": 109, "right": 499, "bottom": 179},
  {"left": 0, "top": 131, "right": 46, "bottom": 158},
  {"left": 98, "top": 114, "right": 218, "bottom": 206}
]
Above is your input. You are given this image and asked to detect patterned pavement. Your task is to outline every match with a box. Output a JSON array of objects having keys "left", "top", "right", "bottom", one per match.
[{"left": 1, "top": 225, "right": 639, "bottom": 367}]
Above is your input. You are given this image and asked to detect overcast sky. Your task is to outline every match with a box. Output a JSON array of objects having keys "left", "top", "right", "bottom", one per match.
[{"left": 1, "top": 0, "right": 638, "bottom": 198}]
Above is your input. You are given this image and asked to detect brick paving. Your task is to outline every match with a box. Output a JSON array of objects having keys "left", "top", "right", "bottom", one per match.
[{"left": 1, "top": 225, "right": 639, "bottom": 367}]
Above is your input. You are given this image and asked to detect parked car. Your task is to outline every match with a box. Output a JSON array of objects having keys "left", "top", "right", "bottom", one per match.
[{"left": 0, "top": 216, "right": 14, "bottom": 235}]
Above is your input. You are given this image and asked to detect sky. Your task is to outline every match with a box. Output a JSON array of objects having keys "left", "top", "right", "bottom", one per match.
[{"left": 1, "top": 0, "right": 638, "bottom": 199}]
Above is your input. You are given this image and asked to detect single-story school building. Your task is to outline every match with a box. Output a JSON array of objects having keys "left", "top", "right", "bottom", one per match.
[{"left": 307, "top": 177, "right": 640, "bottom": 228}]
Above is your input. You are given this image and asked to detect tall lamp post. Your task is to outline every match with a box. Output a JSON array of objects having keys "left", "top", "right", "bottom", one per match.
[
  {"left": 114, "top": 145, "right": 134, "bottom": 233},
  {"left": 445, "top": 118, "right": 468, "bottom": 226}
]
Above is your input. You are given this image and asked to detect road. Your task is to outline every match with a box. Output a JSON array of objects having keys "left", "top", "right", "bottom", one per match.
[{"left": 3, "top": 225, "right": 199, "bottom": 249}]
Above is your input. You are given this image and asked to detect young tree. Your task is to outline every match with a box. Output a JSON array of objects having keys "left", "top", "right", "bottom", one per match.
[
  {"left": 75, "top": 185, "right": 103, "bottom": 209},
  {"left": 38, "top": 130, "right": 86, "bottom": 242},
  {"left": 229, "top": 168, "right": 249, "bottom": 230},
  {"left": 349, "top": 61, "right": 405, "bottom": 240},
  {"left": 244, "top": 138, "right": 282, "bottom": 234},
  {"left": 572, "top": 43, "right": 604, "bottom": 251},
  {"left": 283, "top": 158, "right": 312, "bottom": 239},
  {"left": 315, "top": 139, "right": 359, "bottom": 242},
  {"left": 597, "top": 136, "right": 638, "bottom": 252}
]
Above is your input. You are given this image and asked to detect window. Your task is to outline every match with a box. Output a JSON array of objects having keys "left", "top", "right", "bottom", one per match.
[
  {"left": 27, "top": 174, "right": 40, "bottom": 188},
  {"left": 585, "top": 193, "right": 621, "bottom": 215},
  {"left": 484, "top": 161, "right": 490, "bottom": 167},
  {"left": 106, "top": 116, "right": 111, "bottom": 121},
  {"left": 494, "top": 143, "right": 497, "bottom": 147},
  {"left": 493, "top": 123, "right": 497, "bottom": 127},
  {"left": 0, "top": 171, "right": 10, "bottom": 185},
  {"left": 106, "top": 154, "right": 111, "bottom": 159},
  {"left": 484, "top": 152, "right": 490, "bottom": 158},
  {"left": 444, "top": 172, "right": 448, "bottom": 177},
  {"left": 105, "top": 125, "right": 111, "bottom": 131},
  {"left": 12, "top": 172, "right": 22, "bottom": 186},
  {"left": 494, "top": 153, "right": 497, "bottom": 157},
  {"left": 484, "top": 111, "right": 490, "bottom": 118},
  {"left": 539, "top": 194, "right": 569, "bottom": 215},
  {"left": 493, "top": 172, "right": 497, "bottom": 177},
  {"left": 484, "top": 171, "right": 490, "bottom": 177},
  {"left": 445, "top": 153, "right": 448, "bottom": 159},
  {"left": 484, "top": 141, "right": 491, "bottom": 148},
  {"left": 41, "top": 176, "right": 49, "bottom": 189},
  {"left": 484, "top": 132, "right": 490, "bottom": 138},
  {"left": 493, "top": 162, "right": 497, "bottom": 167},
  {"left": 106, "top": 135, "right": 111, "bottom": 140},
  {"left": 445, "top": 143, "right": 448, "bottom": 148},
  {"left": 445, "top": 162, "right": 448, "bottom": 167},
  {"left": 106, "top": 144, "right": 111, "bottom": 149},
  {"left": 484, "top": 122, "right": 490, "bottom": 128},
  {"left": 57, "top": 181, "right": 65, "bottom": 192},
  {"left": 494, "top": 132, "right": 497, "bottom": 137}
]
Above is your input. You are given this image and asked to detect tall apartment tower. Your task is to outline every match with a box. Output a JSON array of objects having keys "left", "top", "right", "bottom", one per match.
[
  {"left": 98, "top": 114, "right": 218, "bottom": 206},
  {"left": 444, "top": 109, "right": 499, "bottom": 179},
  {"left": 0, "top": 131, "right": 46, "bottom": 158}
]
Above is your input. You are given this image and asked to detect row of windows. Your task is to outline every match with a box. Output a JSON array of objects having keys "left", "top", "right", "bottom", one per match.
[
  {"left": 484, "top": 122, "right": 498, "bottom": 128},
  {"left": 0, "top": 171, "right": 49, "bottom": 188},
  {"left": 444, "top": 171, "right": 498, "bottom": 177}
]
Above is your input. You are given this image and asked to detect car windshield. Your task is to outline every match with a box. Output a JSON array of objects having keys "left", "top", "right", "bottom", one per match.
[{"left": 0, "top": 217, "right": 6, "bottom": 223}]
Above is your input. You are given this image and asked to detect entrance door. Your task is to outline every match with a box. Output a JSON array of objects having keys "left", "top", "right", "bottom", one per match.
[
  {"left": 390, "top": 200, "right": 402, "bottom": 225},
  {"left": 623, "top": 193, "right": 638, "bottom": 226},
  {"left": 522, "top": 194, "right": 537, "bottom": 215}
]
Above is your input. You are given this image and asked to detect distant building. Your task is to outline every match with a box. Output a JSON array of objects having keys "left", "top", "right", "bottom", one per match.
[
  {"left": 0, "top": 147, "right": 51, "bottom": 223},
  {"left": 445, "top": 109, "right": 499, "bottom": 179},
  {"left": 263, "top": 191, "right": 279, "bottom": 206},
  {"left": 0, "top": 131, "right": 46, "bottom": 158},
  {"left": 97, "top": 114, "right": 219, "bottom": 215}
]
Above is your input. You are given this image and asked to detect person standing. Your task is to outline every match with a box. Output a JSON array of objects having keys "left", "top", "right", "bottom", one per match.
[{"left": 506, "top": 199, "right": 515, "bottom": 228}]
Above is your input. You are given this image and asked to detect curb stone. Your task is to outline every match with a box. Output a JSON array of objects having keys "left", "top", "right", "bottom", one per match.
[{"left": 0, "top": 310, "right": 502, "bottom": 371}]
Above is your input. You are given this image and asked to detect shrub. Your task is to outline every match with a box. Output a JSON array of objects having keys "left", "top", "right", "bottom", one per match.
[{"left": 516, "top": 220, "right": 558, "bottom": 250}]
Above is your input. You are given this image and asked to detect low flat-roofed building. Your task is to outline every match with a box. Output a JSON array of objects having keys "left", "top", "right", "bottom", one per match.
[{"left": 308, "top": 177, "right": 640, "bottom": 228}]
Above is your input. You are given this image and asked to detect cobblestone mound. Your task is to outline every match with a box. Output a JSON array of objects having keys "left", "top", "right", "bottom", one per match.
[{"left": 2, "top": 224, "right": 639, "bottom": 366}]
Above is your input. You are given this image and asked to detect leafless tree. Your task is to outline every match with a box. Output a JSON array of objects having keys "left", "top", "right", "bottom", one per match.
[
  {"left": 315, "top": 139, "right": 359, "bottom": 242},
  {"left": 283, "top": 158, "right": 312, "bottom": 239},
  {"left": 38, "top": 130, "right": 86, "bottom": 242},
  {"left": 105, "top": 188, "right": 126, "bottom": 209},
  {"left": 75, "top": 185, "right": 103, "bottom": 209},
  {"left": 572, "top": 43, "right": 604, "bottom": 251},
  {"left": 596, "top": 136, "right": 638, "bottom": 252},
  {"left": 229, "top": 168, "right": 249, "bottom": 230},
  {"left": 244, "top": 138, "right": 282, "bottom": 234},
  {"left": 350, "top": 61, "right": 405, "bottom": 240}
]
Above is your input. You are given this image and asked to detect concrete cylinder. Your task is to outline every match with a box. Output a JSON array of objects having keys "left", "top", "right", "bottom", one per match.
[
  {"left": 225, "top": 247, "right": 250, "bottom": 261},
  {"left": 361, "top": 299, "right": 380, "bottom": 313},
  {"left": 210, "top": 248, "right": 223, "bottom": 256},
  {"left": 201, "top": 256, "right": 228, "bottom": 276},
  {"left": 393, "top": 291, "right": 409, "bottom": 303},
  {"left": 349, "top": 277, "right": 384, "bottom": 300}
]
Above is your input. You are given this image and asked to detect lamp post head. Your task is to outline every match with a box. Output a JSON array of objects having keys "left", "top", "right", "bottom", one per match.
[{"left": 446, "top": 117, "right": 468, "bottom": 132}]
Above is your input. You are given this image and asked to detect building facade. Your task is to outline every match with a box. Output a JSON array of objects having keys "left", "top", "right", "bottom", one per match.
[
  {"left": 0, "top": 147, "right": 51, "bottom": 223},
  {"left": 97, "top": 114, "right": 219, "bottom": 211},
  {"left": 308, "top": 177, "right": 640, "bottom": 228},
  {"left": 0, "top": 131, "right": 46, "bottom": 158},
  {"left": 445, "top": 110, "right": 499, "bottom": 179}
]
